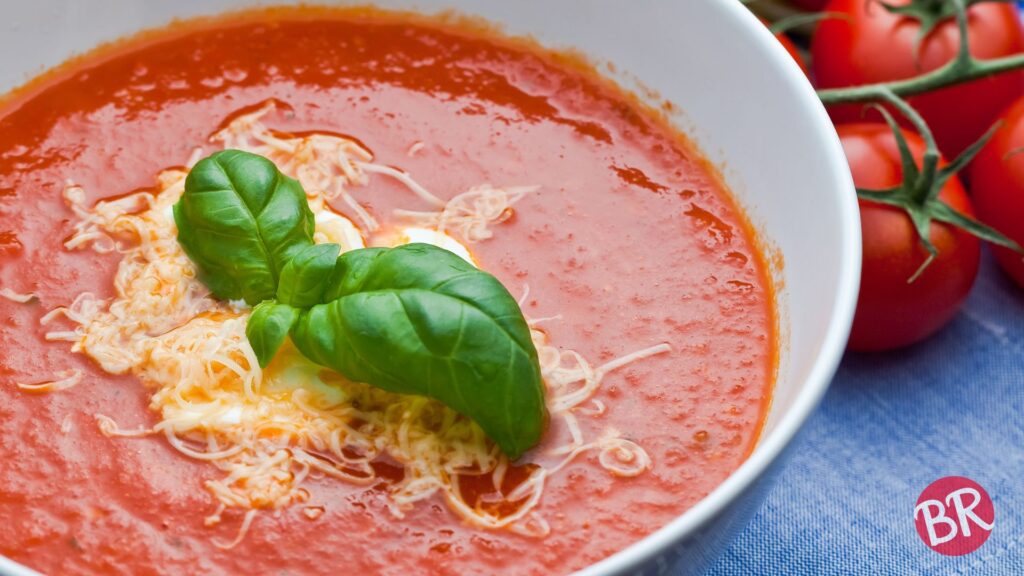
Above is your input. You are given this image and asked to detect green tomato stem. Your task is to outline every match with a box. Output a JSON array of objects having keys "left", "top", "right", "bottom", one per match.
[
  {"left": 816, "top": 53, "right": 1024, "bottom": 105},
  {"left": 817, "top": 0, "right": 1024, "bottom": 105}
]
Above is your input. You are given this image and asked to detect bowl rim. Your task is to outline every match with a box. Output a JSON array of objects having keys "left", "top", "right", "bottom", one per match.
[
  {"left": 0, "top": 2, "right": 860, "bottom": 576},
  {"left": 574, "top": 2, "right": 861, "bottom": 574}
]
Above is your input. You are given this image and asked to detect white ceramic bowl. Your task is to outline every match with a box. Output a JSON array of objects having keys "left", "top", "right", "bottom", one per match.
[{"left": 0, "top": 1, "right": 859, "bottom": 574}]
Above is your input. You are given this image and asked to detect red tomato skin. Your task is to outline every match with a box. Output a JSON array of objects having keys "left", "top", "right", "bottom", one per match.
[
  {"left": 839, "top": 124, "right": 981, "bottom": 351},
  {"left": 971, "top": 97, "right": 1024, "bottom": 287},
  {"left": 813, "top": 0, "right": 1024, "bottom": 159}
]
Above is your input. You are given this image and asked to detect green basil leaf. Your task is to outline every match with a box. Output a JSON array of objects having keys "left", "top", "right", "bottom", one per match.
[
  {"left": 277, "top": 243, "right": 341, "bottom": 308},
  {"left": 290, "top": 243, "right": 547, "bottom": 459},
  {"left": 174, "top": 149, "right": 548, "bottom": 458},
  {"left": 174, "top": 149, "right": 316, "bottom": 304},
  {"left": 246, "top": 301, "right": 299, "bottom": 368}
]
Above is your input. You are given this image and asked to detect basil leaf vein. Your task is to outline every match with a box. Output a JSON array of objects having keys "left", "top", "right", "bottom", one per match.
[
  {"left": 174, "top": 149, "right": 315, "bottom": 304},
  {"left": 247, "top": 301, "right": 299, "bottom": 368},
  {"left": 289, "top": 244, "right": 547, "bottom": 459},
  {"left": 277, "top": 243, "right": 341, "bottom": 308}
]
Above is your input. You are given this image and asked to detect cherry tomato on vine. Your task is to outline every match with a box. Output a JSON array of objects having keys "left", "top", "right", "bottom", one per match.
[
  {"left": 813, "top": 0, "right": 1024, "bottom": 159},
  {"left": 971, "top": 96, "right": 1024, "bottom": 288},
  {"left": 839, "top": 123, "right": 981, "bottom": 351}
]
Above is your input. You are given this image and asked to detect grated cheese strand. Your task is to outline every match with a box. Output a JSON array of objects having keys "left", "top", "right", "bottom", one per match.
[
  {"left": 16, "top": 369, "right": 83, "bottom": 394},
  {"left": 0, "top": 287, "right": 37, "bottom": 303},
  {"left": 359, "top": 162, "right": 445, "bottom": 207},
  {"left": 95, "top": 414, "right": 153, "bottom": 438},
  {"left": 394, "top": 184, "right": 538, "bottom": 243},
  {"left": 213, "top": 509, "right": 258, "bottom": 551},
  {"left": 407, "top": 141, "right": 426, "bottom": 157}
]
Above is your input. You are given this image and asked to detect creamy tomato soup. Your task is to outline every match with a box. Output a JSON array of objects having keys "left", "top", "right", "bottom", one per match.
[{"left": 0, "top": 8, "right": 776, "bottom": 576}]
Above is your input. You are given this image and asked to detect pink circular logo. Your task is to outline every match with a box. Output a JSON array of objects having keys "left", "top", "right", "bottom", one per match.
[{"left": 914, "top": 476, "right": 995, "bottom": 556}]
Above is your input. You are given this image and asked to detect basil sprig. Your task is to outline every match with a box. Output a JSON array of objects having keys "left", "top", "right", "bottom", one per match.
[
  {"left": 174, "top": 150, "right": 316, "bottom": 305},
  {"left": 174, "top": 150, "right": 547, "bottom": 459}
]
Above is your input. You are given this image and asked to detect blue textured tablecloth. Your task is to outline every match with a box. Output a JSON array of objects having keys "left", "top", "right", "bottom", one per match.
[{"left": 705, "top": 252, "right": 1024, "bottom": 574}]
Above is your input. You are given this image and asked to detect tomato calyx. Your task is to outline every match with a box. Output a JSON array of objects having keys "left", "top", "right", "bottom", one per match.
[
  {"left": 857, "top": 91, "right": 1022, "bottom": 281},
  {"left": 878, "top": 0, "right": 953, "bottom": 45},
  {"left": 877, "top": 0, "right": 1012, "bottom": 28},
  {"left": 878, "top": 0, "right": 1015, "bottom": 68},
  {"left": 816, "top": 0, "right": 1024, "bottom": 104},
  {"left": 877, "top": 0, "right": 1005, "bottom": 51}
]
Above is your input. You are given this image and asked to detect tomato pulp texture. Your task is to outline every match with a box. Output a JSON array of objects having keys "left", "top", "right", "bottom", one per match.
[
  {"left": 839, "top": 123, "right": 980, "bottom": 352},
  {"left": 972, "top": 96, "right": 1024, "bottom": 288},
  {"left": 0, "top": 11, "right": 776, "bottom": 576},
  {"left": 813, "top": 0, "right": 1024, "bottom": 159}
]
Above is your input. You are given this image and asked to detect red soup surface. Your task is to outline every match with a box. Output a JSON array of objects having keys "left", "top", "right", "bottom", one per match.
[{"left": 0, "top": 9, "right": 776, "bottom": 576}]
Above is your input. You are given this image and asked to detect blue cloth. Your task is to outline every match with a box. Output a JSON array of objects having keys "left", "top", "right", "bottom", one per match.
[{"left": 705, "top": 253, "right": 1024, "bottom": 575}]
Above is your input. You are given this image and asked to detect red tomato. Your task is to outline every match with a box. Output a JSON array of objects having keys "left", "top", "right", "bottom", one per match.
[
  {"left": 839, "top": 123, "right": 981, "bottom": 351},
  {"left": 971, "top": 96, "right": 1024, "bottom": 287},
  {"left": 813, "top": 0, "right": 1024, "bottom": 159}
]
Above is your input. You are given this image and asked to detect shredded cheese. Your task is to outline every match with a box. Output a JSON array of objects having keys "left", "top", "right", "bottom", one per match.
[
  {"left": 407, "top": 141, "right": 426, "bottom": 157},
  {"left": 394, "top": 184, "right": 538, "bottom": 243},
  {"left": 210, "top": 101, "right": 381, "bottom": 231},
  {"left": 208, "top": 100, "right": 530, "bottom": 243},
  {"left": 25, "top": 100, "right": 670, "bottom": 547},
  {"left": 95, "top": 414, "right": 153, "bottom": 438},
  {"left": 16, "top": 369, "right": 83, "bottom": 394},
  {"left": 0, "top": 287, "right": 37, "bottom": 303}
]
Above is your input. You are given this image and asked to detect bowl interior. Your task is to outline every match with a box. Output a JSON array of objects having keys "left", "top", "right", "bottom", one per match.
[{"left": 0, "top": 1, "right": 859, "bottom": 574}]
